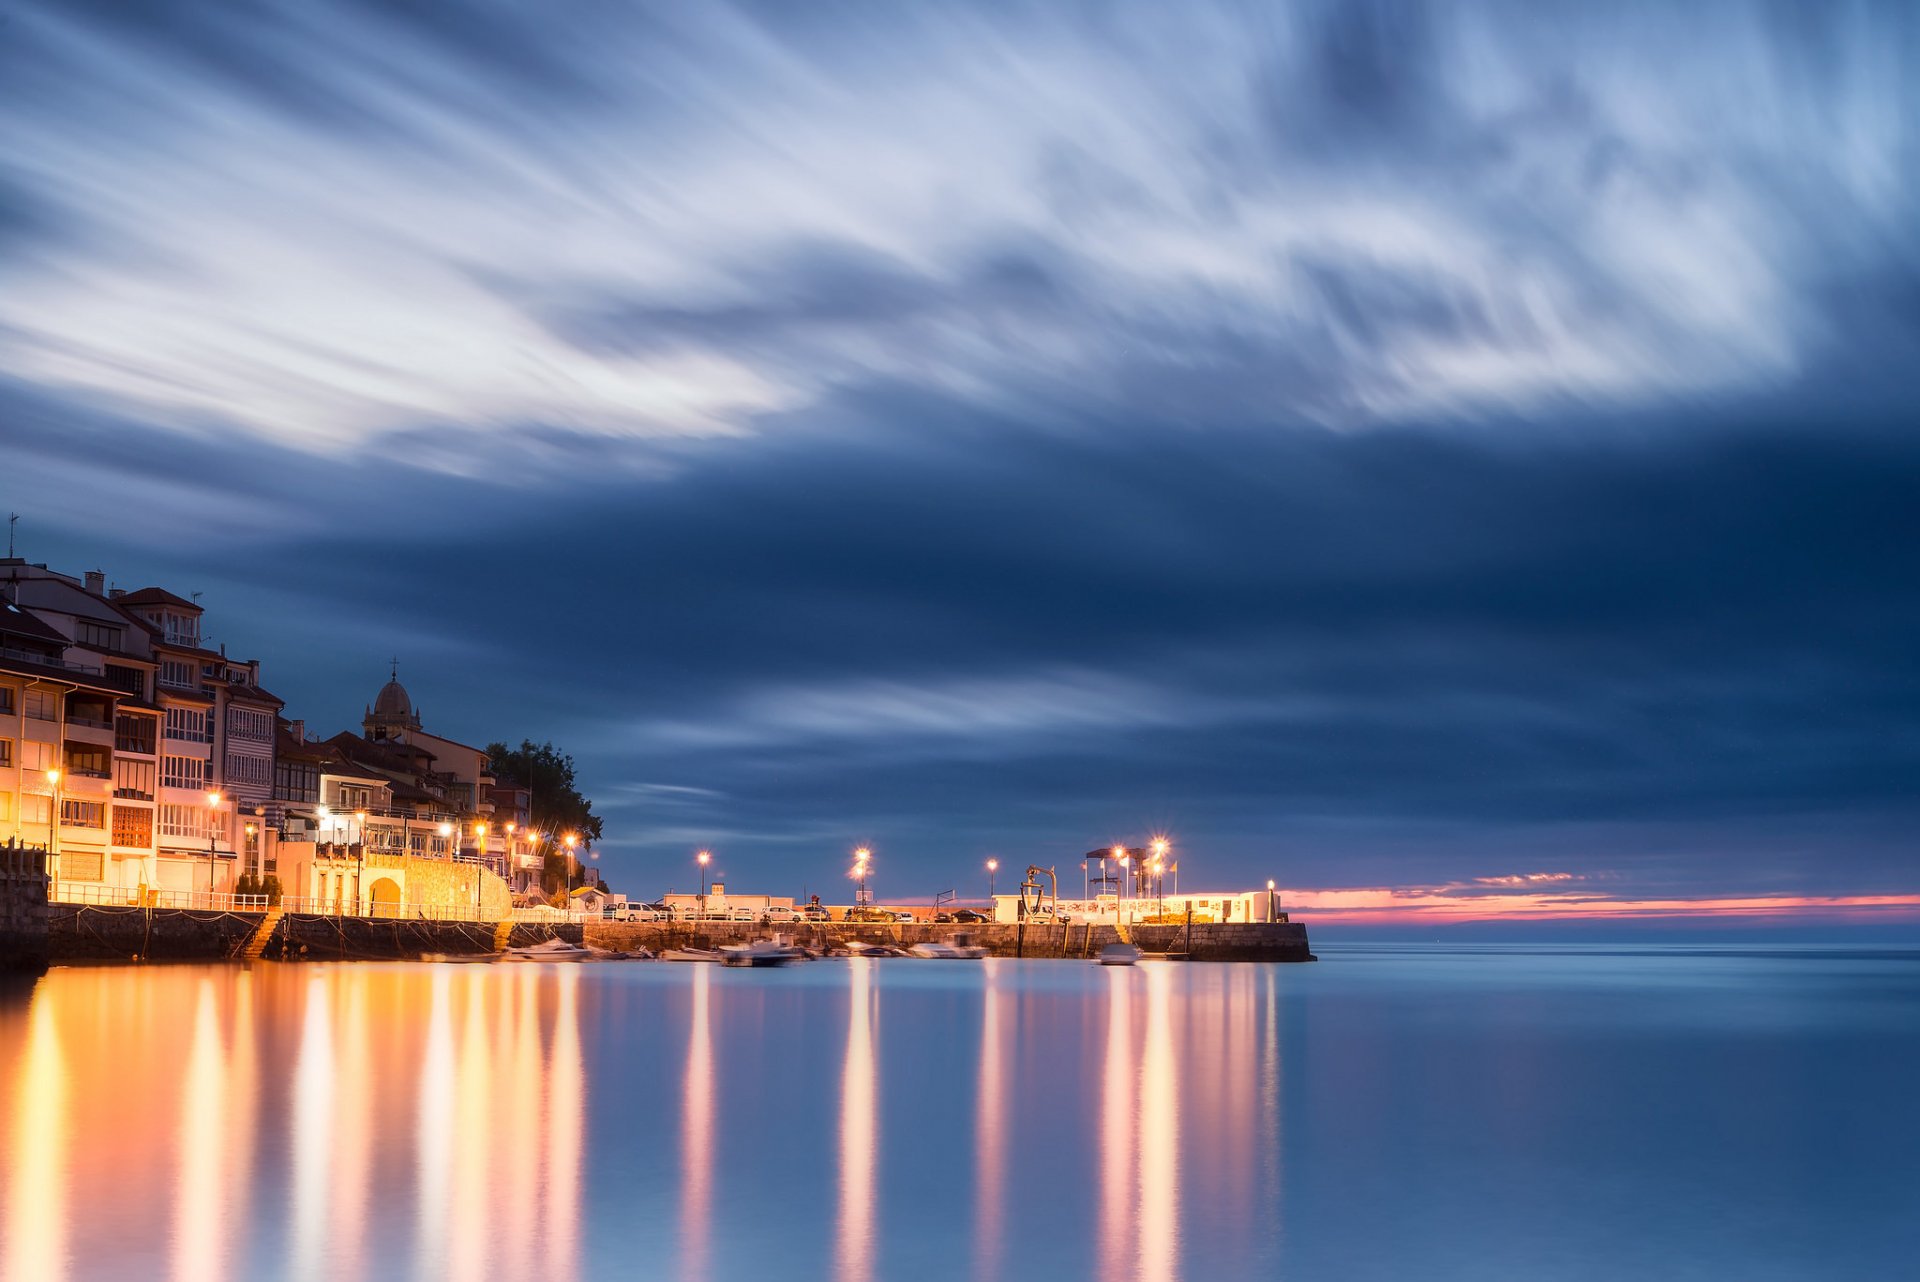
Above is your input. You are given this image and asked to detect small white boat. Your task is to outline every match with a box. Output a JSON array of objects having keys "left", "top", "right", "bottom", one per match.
[
  {"left": 1098, "top": 943, "right": 1141, "bottom": 967},
  {"left": 502, "top": 938, "right": 591, "bottom": 963},
  {"left": 909, "top": 935, "right": 989, "bottom": 960},
  {"left": 662, "top": 948, "right": 722, "bottom": 963},
  {"left": 719, "top": 940, "right": 808, "bottom": 968}
]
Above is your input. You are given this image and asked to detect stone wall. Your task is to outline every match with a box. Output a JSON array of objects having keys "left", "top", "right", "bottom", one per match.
[
  {"left": 267, "top": 913, "right": 498, "bottom": 961},
  {"left": 401, "top": 856, "right": 514, "bottom": 919},
  {"left": 585, "top": 918, "right": 1314, "bottom": 962},
  {"left": 48, "top": 904, "right": 263, "bottom": 963},
  {"left": 1, "top": 843, "right": 50, "bottom": 972}
]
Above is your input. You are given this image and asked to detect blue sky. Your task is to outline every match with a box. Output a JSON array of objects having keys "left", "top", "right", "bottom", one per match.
[{"left": 4, "top": 2, "right": 1917, "bottom": 919}]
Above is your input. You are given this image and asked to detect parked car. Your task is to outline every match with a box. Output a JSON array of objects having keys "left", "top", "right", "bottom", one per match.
[
  {"left": 800, "top": 905, "right": 831, "bottom": 922},
  {"left": 936, "top": 908, "right": 987, "bottom": 924},
  {"left": 891, "top": 910, "right": 917, "bottom": 923},
  {"left": 842, "top": 906, "right": 896, "bottom": 923},
  {"left": 762, "top": 905, "right": 799, "bottom": 922},
  {"left": 727, "top": 907, "right": 757, "bottom": 922}
]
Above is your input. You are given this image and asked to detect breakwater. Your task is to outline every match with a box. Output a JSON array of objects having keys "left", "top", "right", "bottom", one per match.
[
  {"left": 585, "top": 918, "right": 1314, "bottom": 961},
  {"left": 37, "top": 904, "right": 1308, "bottom": 962}
]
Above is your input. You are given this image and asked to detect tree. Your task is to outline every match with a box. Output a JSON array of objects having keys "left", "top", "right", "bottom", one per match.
[{"left": 486, "top": 739, "right": 604, "bottom": 848}]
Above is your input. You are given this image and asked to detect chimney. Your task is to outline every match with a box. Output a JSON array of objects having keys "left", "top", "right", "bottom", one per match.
[
  {"left": 287, "top": 719, "right": 306, "bottom": 741},
  {"left": 108, "top": 587, "right": 125, "bottom": 599},
  {"left": 84, "top": 570, "right": 105, "bottom": 595}
]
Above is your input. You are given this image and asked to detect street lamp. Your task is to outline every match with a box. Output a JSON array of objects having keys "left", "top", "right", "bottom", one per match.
[
  {"left": 1115, "top": 848, "right": 1130, "bottom": 922},
  {"left": 44, "top": 768, "right": 61, "bottom": 873},
  {"left": 205, "top": 790, "right": 223, "bottom": 905},
  {"left": 986, "top": 857, "right": 998, "bottom": 901},
  {"left": 564, "top": 832, "right": 579, "bottom": 904},
  {"left": 852, "top": 846, "right": 872, "bottom": 908},
  {"left": 475, "top": 822, "right": 488, "bottom": 873},
  {"left": 1267, "top": 878, "right": 1277, "bottom": 923}
]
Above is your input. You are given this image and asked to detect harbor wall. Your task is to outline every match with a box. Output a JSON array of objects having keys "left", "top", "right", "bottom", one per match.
[
  {"left": 46, "top": 907, "right": 582, "bottom": 963},
  {"left": 585, "top": 918, "right": 1314, "bottom": 961},
  {"left": 1, "top": 844, "right": 50, "bottom": 972}
]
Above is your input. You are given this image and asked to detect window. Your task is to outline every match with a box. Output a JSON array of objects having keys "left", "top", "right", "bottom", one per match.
[
  {"left": 114, "top": 758, "right": 156, "bottom": 800},
  {"left": 0, "top": 792, "right": 12, "bottom": 822},
  {"left": 161, "top": 755, "right": 208, "bottom": 789},
  {"left": 60, "top": 800, "right": 105, "bottom": 829},
  {"left": 224, "top": 753, "right": 270, "bottom": 785},
  {"left": 61, "top": 850, "right": 104, "bottom": 882},
  {"left": 104, "top": 665, "right": 146, "bottom": 697},
  {"left": 227, "top": 707, "right": 273, "bottom": 741},
  {"left": 115, "top": 715, "right": 156, "bottom": 755},
  {"left": 76, "top": 620, "right": 123, "bottom": 652},
  {"left": 0, "top": 685, "right": 14, "bottom": 714},
  {"left": 63, "top": 743, "right": 110, "bottom": 779},
  {"left": 21, "top": 740, "right": 53, "bottom": 773},
  {"left": 21, "top": 794, "right": 51, "bottom": 826},
  {"left": 0, "top": 739, "right": 10, "bottom": 768},
  {"left": 112, "top": 806, "right": 153, "bottom": 848},
  {"left": 159, "top": 659, "right": 195, "bottom": 689},
  {"left": 274, "top": 759, "right": 319, "bottom": 803},
  {"left": 164, "top": 706, "right": 210, "bottom": 742},
  {"left": 25, "top": 688, "right": 57, "bottom": 720},
  {"left": 159, "top": 804, "right": 214, "bottom": 840}
]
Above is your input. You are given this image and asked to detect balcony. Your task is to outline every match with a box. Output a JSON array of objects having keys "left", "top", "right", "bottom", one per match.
[
  {"left": 66, "top": 711, "right": 113, "bottom": 730},
  {"left": 66, "top": 721, "right": 115, "bottom": 747}
]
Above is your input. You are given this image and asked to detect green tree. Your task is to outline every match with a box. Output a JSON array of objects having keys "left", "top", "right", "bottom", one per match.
[{"left": 487, "top": 739, "right": 604, "bottom": 843}]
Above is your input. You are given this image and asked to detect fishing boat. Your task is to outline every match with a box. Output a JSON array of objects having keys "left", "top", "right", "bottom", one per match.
[
  {"left": 502, "top": 938, "right": 591, "bottom": 963},
  {"left": 719, "top": 939, "right": 808, "bottom": 968},
  {"left": 1098, "top": 942, "right": 1141, "bottom": 967},
  {"left": 662, "top": 947, "right": 722, "bottom": 963},
  {"left": 908, "top": 934, "right": 989, "bottom": 959}
]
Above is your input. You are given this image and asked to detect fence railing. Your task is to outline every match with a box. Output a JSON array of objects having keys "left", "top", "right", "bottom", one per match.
[{"left": 50, "top": 883, "right": 269, "bottom": 912}]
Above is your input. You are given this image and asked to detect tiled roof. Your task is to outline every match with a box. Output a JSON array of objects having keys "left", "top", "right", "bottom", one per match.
[{"left": 115, "top": 587, "right": 202, "bottom": 611}]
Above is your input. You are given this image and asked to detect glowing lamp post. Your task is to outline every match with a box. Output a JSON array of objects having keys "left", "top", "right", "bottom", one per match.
[
  {"left": 1111, "top": 846, "right": 1128, "bottom": 921},
  {"left": 1267, "top": 878, "right": 1277, "bottom": 923},
  {"left": 564, "top": 833, "right": 579, "bottom": 902},
  {"left": 205, "top": 791, "right": 223, "bottom": 905},
  {"left": 697, "top": 849, "right": 711, "bottom": 916},
  {"left": 852, "top": 847, "right": 872, "bottom": 907},
  {"left": 44, "top": 768, "right": 61, "bottom": 863},
  {"left": 986, "top": 857, "right": 998, "bottom": 901}
]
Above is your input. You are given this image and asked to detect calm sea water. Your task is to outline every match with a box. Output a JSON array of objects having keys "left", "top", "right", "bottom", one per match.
[{"left": 1, "top": 945, "right": 1915, "bottom": 1281}]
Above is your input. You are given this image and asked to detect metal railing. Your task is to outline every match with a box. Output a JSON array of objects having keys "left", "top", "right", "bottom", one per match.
[{"left": 50, "top": 882, "right": 269, "bottom": 912}]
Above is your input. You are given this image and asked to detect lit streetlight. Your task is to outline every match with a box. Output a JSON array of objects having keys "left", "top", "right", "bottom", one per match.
[
  {"left": 205, "top": 790, "right": 223, "bottom": 906},
  {"left": 852, "top": 846, "right": 873, "bottom": 907},
  {"left": 986, "top": 857, "right": 998, "bottom": 900},
  {"left": 697, "top": 849, "right": 711, "bottom": 916},
  {"left": 564, "top": 832, "right": 579, "bottom": 903},
  {"left": 1113, "top": 846, "right": 1130, "bottom": 922},
  {"left": 44, "top": 768, "right": 61, "bottom": 869}
]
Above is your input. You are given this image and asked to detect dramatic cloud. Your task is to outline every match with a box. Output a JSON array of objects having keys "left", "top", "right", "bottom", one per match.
[{"left": 3, "top": 2, "right": 1916, "bottom": 921}]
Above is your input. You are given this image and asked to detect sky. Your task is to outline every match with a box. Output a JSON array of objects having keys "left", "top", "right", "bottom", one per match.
[{"left": 3, "top": 1, "right": 1917, "bottom": 930}]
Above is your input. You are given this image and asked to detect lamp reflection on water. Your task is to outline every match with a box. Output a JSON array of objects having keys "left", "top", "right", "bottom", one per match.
[
  {"left": 974, "top": 960, "right": 1008, "bottom": 1282},
  {"left": 838, "top": 959, "right": 878, "bottom": 1282},
  {"left": 547, "top": 966, "right": 584, "bottom": 1281},
  {"left": 5, "top": 990, "right": 68, "bottom": 1282},
  {"left": 414, "top": 968, "right": 456, "bottom": 1278},
  {"left": 290, "top": 973, "right": 334, "bottom": 1282},
  {"left": 681, "top": 962, "right": 714, "bottom": 1281},
  {"left": 172, "top": 979, "right": 227, "bottom": 1282},
  {"left": 1100, "top": 965, "right": 1135, "bottom": 1280},
  {"left": 1138, "top": 963, "right": 1180, "bottom": 1282}
]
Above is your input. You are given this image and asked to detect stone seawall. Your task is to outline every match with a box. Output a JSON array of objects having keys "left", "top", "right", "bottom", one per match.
[
  {"left": 46, "top": 907, "right": 583, "bottom": 963},
  {"left": 49, "top": 903, "right": 262, "bottom": 962},
  {"left": 586, "top": 918, "right": 1314, "bottom": 962},
  {"left": 1, "top": 846, "right": 50, "bottom": 972}
]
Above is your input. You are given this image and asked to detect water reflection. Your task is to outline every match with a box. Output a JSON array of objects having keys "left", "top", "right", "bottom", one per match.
[
  {"left": 973, "top": 961, "right": 1007, "bottom": 1282},
  {"left": 0, "top": 958, "right": 1312, "bottom": 1281},
  {"left": 838, "top": 959, "right": 877, "bottom": 1282},
  {"left": 5, "top": 989, "right": 67, "bottom": 1282},
  {"left": 681, "top": 963, "right": 713, "bottom": 1282}
]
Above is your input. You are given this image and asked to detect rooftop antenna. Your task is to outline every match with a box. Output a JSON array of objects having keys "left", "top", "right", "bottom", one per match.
[{"left": 7, "top": 513, "right": 16, "bottom": 558}]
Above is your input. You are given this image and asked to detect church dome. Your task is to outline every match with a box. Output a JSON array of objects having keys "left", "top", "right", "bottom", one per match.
[{"left": 373, "top": 677, "right": 412, "bottom": 718}]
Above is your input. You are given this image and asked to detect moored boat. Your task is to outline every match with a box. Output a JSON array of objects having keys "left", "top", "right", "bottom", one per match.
[
  {"left": 908, "top": 934, "right": 989, "bottom": 959},
  {"left": 1098, "top": 943, "right": 1141, "bottom": 967},
  {"left": 719, "top": 939, "right": 808, "bottom": 967},
  {"left": 502, "top": 938, "right": 591, "bottom": 963},
  {"left": 662, "top": 947, "right": 722, "bottom": 963}
]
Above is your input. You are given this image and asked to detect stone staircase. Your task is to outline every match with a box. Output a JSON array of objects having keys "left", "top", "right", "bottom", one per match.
[
  {"left": 239, "top": 906, "right": 283, "bottom": 962},
  {"left": 491, "top": 919, "right": 515, "bottom": 952}
]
